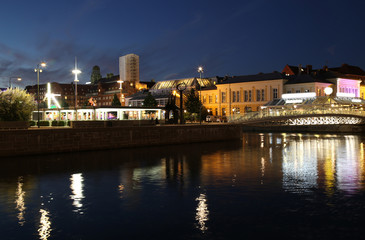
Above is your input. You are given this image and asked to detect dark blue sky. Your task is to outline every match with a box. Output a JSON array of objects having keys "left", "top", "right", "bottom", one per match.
[{"left": 1, "top": 0, "right": 364, "bottom": 88}]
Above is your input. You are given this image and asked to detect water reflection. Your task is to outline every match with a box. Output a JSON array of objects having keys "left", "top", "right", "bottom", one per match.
[
  {"left": 195, "top": 193, "right": 209, "bottom": 232},
  {"left": 15, "top": 176, "right": 26, "bottom": 226},
  {"left": 282, "top": 136, "right": 318, "bottom": 193},
  {"left": 38, "top": 209, "right": 51, "bottom": 240},
  {"left": 70, "top": 173, "right": 84, "bottom": 213},
  {"left": 278, "top": 134, "right": 365, "bottom": 195}
]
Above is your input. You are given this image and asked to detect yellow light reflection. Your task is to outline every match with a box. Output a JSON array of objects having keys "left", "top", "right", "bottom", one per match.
[
  {"left": 38, "top": 209, "right": 51, "bottom": 240},
  {"left": 118, "top": 184, "right": 125, "bottom": 198},
  {"left": 15, "top": 176, "right": 26, "bottom": 226},
  {"left": 360, "top": 143, "right": 365, "bottom": 182},
  {"left": 195, "top": 193, "right": 209, "bottom": 232},
  {"left": 70, "top": 173, "right": 84, "bottom": 213}
]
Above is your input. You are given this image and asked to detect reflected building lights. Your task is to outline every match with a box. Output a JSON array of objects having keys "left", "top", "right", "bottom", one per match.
[
  {"left": 261, "top": 157, "right": 265, "bottom": 185},
  {"left": 38, "top": 209, "right": 51, "bottom": 240},
  {"left": 15, "top": 176, "right": 26, "bottom": 226},
  {"left": 282, "top": 134, "right": 365, "bottom": 194},
  {"left": 195, "top": 193, "right": 209, "bottom": 232},
  {"left": 360, "top": 143, "right": 364, "bottom": 182},
  {"left": 70, "top": 173, "right": 85, "bottom": 213}
]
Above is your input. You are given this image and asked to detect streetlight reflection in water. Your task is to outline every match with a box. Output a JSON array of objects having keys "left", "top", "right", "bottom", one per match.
[
  {"left": 15, "top": 176, "right": 26, "bottom": 226},
  {"left": 70, "top": 173, "right": 85, "bottom": 213},
  {"left": 38, "top": 209, "right": 51, "bottom": 240},
  {"left": 195, "top": 193, "right": 209, "bottom": 233}
]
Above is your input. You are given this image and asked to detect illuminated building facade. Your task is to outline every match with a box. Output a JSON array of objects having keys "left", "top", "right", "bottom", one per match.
[
  {"left": 119, "top": 54, "right": 140, "bottom": 85},
  {"left": 25, "top": 82, "right": 91, "bottom": 108},
  {"left": 202, "top": 63, "right": 365, "bottom": 118},
  {"left": 126, "top": 77, "right": 215, "bottom": 107},
  {"left": 202, "top": 72, "right": 286, "bottom": 117}
]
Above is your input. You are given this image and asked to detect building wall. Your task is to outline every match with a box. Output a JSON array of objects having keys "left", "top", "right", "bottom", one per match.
[
  {"left": 119, "top": 54, "right": 140, "bottom": 84},
  {"left": 284, "top": 82, "right": 332, "bottom": 96},
  {"left": 361, "top": 84, "right": 365, "bottom": 99},
  {"left": 201, "top": 79, "right": 284, "bottom": 116}
]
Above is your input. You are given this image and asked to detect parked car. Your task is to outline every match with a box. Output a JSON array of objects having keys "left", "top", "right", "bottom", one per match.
[{"left": 206, "top": 115, "right": 216, "bottom": 122}]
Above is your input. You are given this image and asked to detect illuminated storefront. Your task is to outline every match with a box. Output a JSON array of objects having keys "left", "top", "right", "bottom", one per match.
[{"left": 32, "top": 107, "right": 164, "bottom": 121}]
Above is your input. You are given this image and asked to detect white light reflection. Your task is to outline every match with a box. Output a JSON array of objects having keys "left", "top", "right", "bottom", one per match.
[
  {"left": 70, "top": 173, "right": 85, "bottom": 213},
  {"left": 15, "top": 176, "right": 26, "bottom": 226},
  {"left": 195, "top": 193, "right": 209, "bottom": 232},
  {"left": 282, "top": 137, "right": 318, "bottom": 193},
  {"left": 38, "top": 209, "right": 51, "bottom": 240},
  {"left": 282, "top": 135, "right": 365, "bottom": 195}
]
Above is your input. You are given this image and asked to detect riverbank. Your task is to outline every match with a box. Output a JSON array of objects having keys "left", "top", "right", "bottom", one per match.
[{"left": 0, "top": 124, "right": 242, "bottom": 157}]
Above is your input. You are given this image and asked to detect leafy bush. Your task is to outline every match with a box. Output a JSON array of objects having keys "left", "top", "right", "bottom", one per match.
[
  {"left": 51, "top": 120, "right": 58, "bottom": 126},
  {"left": 38, "top": 121, "right": 50, "bottom": 126},
  {"left": 0, "top": 88, "right": 35, "bottom": 121},
  {"left": 58, "top": 121, "right": 65, "bottom": 126},
  {"left": 29, "top": 121, "right": 36, "bottom": 126}
]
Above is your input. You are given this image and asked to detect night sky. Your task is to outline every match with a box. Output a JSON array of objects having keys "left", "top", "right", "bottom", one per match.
[{"left": 1, "top": 0, "right": 364, "bottom": 88}]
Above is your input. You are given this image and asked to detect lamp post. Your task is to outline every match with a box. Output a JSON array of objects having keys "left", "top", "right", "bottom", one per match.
[
  {"left": 35, "top": 62, "right": 46, "bottom": 128},
  {"left": 117, "top": 80, "right": 124, "bottom": 106},
  {"left": 198, "top": 66, "right": 204, "bottom": 125},
  {"left": 72, "top": 57, "right": 81, "bottom": 120},
  {"left": 9, "top": 77, "right": 22, "bottom": 88},
  {"left": 177, "top": 83, "right": 186, "bottom": 124}
]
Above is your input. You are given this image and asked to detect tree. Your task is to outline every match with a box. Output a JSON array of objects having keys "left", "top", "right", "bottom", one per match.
[
  {"left": 106, "top": 73, "right": 114, "bottom": 79},
  {"left": 184, "top": 88, "right": 201, "bottom": 114},
  {"left": 111, "top": 94, "right": 121, "bottom": 106},
  {"left": 91, "top": 65, "right": 102, "bottom": 84},
  {"left": 0, "top": 88, "right": 35, "bottom": 121},
  {"left": 143, "top": 92, "right": 157, "bottom": 107},
  {"left": 184, "top": 88, "right": 203, "bottom": 122}
]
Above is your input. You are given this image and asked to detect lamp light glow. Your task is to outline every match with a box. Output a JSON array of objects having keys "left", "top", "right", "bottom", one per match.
[{"left": 324, "top": 87, "right": 333, "bottom": 96}]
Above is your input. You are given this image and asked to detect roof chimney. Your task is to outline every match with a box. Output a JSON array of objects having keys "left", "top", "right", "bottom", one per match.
[
  {"left": 298, "top": 64, "right": 302, "bottom": 75},
  {"left": 306, "top": 65, "right": 312, "bottom": 74}
]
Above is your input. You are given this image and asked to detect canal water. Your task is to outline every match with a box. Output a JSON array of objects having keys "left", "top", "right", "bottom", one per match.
[{"left": 1, "top": 133, "right": 365, "bottom": 240}]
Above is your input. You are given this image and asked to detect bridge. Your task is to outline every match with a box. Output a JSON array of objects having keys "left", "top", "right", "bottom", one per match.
[
  {"left": 230, "top": 110, "right": 365, "bottom": 126},
  {"left": 229, "top": 95, "right": 365, "bottom": 128}
]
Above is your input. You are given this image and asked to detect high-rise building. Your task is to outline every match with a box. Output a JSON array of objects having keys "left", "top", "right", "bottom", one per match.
[{"left": 119, "top": 54, "right": 139, "bottom": 84}]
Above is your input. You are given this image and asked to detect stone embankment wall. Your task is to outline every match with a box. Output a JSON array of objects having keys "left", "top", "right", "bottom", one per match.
[{"left": 0, "top": 124, "right": 242, "bottom": 157}]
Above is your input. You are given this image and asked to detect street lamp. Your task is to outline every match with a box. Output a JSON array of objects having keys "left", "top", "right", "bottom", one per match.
[
  {"left": 72, "top": 57, "right": 81, "bottom": 120},
  {"left": 117, "top": 80, "right": 124, "bottom": 105},
  {"left": 197, "top": 66, "right": 204, "bottom": 125},
  {"left": 9, "top": 77, "right": 22, "bottom": 88},
  {"left": 35, "top": 62, "right": 46, "bottom": 128},
  {"left": 177, "top": 83, "right": 187, "bottom": 124}
]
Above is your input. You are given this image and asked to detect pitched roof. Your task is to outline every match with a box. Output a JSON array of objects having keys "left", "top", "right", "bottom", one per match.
[
  {"left": 329, "top": 64, "right": 365, "bottom": 76},
  {"left": 219, "top": 72, "right": 284, "bottom": 84},
  {"left": 284, "top": 74, "right": 332, "bottom": 85}
]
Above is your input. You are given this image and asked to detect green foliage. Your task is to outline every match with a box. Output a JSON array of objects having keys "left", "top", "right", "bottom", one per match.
[
  {"left": 38, "top": 121, "right": 50, "bottom": 126},
  {"left": 0, "top": 88, "right": 35, "bottom": 121},
  {"left": 91, "top": 65, "right": 102, "bottom": 84},
  {"left": 50, "top": 120, "right": 66, "bottom": 126},
  {"left": 111, "top": 94, "right": 121, "bottom": 106},
  {"left": 29, "top": 121, "right": 36, "bottom": 126},
  {"left": 143, "top": 92, "right": 157, "bottom": 107},
  {"left": 106, "top": 73, "right": 114, "bottom": 78},
  {"left": 58, "top": 121, "right": 66, "bottom": 126},
  {"left": 184, "top": 88, "right": 202, "bottom": 114}
]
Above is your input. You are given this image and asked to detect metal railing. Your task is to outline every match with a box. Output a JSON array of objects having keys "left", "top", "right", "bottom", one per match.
[{"left": 229, "top": 108, "right": 365, "bottom": 123}]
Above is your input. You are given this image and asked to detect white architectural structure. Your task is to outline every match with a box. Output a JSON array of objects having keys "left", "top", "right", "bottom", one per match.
[{"left": 119, "top": 54, "right": 139, "bottom": 84}]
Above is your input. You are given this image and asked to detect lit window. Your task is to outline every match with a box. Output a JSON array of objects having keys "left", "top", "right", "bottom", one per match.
[{"left": 273, "top": 88, "right": 278, "bottom": 99}]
